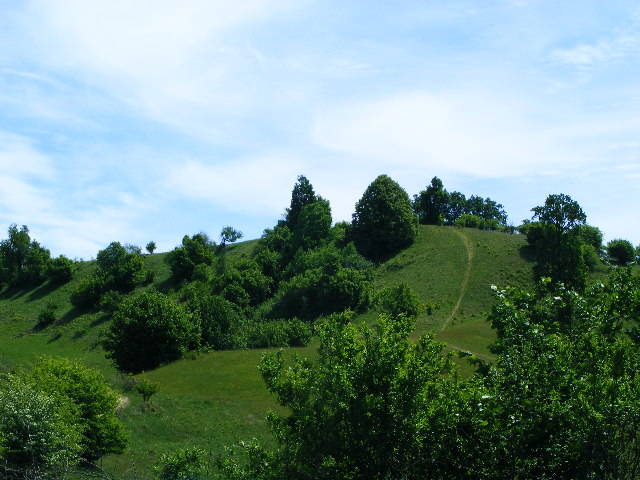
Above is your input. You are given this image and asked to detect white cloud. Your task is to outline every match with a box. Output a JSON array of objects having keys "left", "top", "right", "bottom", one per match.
[
  {"left": 0, "top": 131, "right": 55, "bottom": 179},
  {"left": 312, "top": 91, "right": 579, "bottom": 178},
  {"left": 20, "top": 0, "right": 301, "bottom": 140}
]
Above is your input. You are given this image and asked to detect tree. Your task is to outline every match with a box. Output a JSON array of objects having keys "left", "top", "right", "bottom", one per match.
[
  {"left": 351, "top": 175, "right": 418, "bottom": 262},
  {"left": 0, "top": 224, "right": 52, "bottom": 287},
  {"left": 528, "top": 194, "right": 588, "bottom": 291},
  {"left": 104, "top": 292, "right": 198, "bottom": 372},
  {"left": 96, "top": 241, "right": 146, "bottom": 292},
  {"left": 607, "top": 239, "right": 635, "bottom": 265},
  {"left": 166, "top": 233, "right": 216, "bottom": 283},
  {"left": 292, "top": 199, "right": 332, "bottom": 251},
  {"left": 29, "top": 357, "right": 127, "bottom": 460},
  {"left": 531, "top": 193, "right": 586, "bottom": 234},
  {"left": 48, "top": 255, "right": 74, "bottom": 284},
  {"left": 413, "top": 176, "right": 449, "bottom": 225},
  {"left": 220, "top": 226, "right": 243, "bottom": 247},
  {"left": 577, "top": 224, "right": 603, "bottom": 253},
  {"left": 136, "top": 378, "right": 159, "bottom": 405},
  {"left": 285, "top": 175, "right": 318, "bottom": 230},
  {"left": 146, "top": 241, "right": 157, "bottom": 255}
]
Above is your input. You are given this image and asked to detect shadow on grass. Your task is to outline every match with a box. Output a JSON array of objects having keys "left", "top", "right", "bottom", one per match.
[
  {"left": 47, "top": 332, "right": 62, "bottom": 343},
  {"left": 518, "top": 245, "right": 536, "bottom": 263},
  {"left": 57, "top": 306, "right": 87, "bottom": 326},
  {"left": 90, "top": 312, "right": 111, "bottom": 327},
  {"left": 0, "top": 285, "right": 32, "bottom": 300},
  {"left": 27, "top": 280, "right": 65, "bottom": 302}
]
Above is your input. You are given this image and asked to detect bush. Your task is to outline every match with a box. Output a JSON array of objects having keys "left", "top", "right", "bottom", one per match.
[
  {"left": 455, "top": 214, "right": 482, "bottom": 229},
  {"left": 166, "top": 233, "right": 216, "bottom": 283},
  {"left": 29, "top": 357, "right": 127, "bottom": 460},
  {"left": 37, "top": 302, "right": 58, "bottom": 327},
  {"left": 97, "top": 242, "right": 146, "bottom": 292},
  {"left": 246, "top": 319, "right": 312, "bottom": 348},
  {"left": 273, "top": 266, "right": 372, "bottom": 321},
  {"left": 189, "top": 295, "right": 245, "bottom": 350},
  {"left": 136, "top": 378, "right": 159, "bottom": 404},
  {"left": 48, "top": 255, "right": 74, "bottom": 284},
  {"left": 607, "top": 238, "right": 635, "bottom": 265},
  {"left": 105, "top": 292, "right": 198, "bottom": 372},
  {"left": 581, "top": 244, "right": 599, "bottom": 272},
  {"left": 70, "top": 275, "right": 105, "bottom": 309},
  {"left": 99, "top": 290, "right": 124, "bottom": 313},
  {"left": 376, "top": 282, "right": 424, "bottom": 318},
  {"left": 154, "top": 447, "right": 211, "bottom": 480}
]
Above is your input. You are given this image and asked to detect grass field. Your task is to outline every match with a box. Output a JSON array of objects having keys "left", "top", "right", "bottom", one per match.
[{"left": 2, "top": 226, "right": 617, "bottom": 477}]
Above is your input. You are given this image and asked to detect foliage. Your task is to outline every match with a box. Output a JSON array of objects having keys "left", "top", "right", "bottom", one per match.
[
  {"left": 581, "top": 243, "right": 599, "bottom": 272},
  {"left": 577, "top": 224, "right": 603, "bottom": 252},
  {"left": 413, "top": 176, "right": 448, "bottom": 224},
  {"left": 188, "top": 294, "right": 245, "bottom": 350},
  {"left": 166, "top": 233, "right": 217, "bottom": 283},
  {"left": 29, "top": 357, "right": 127, "bottom": 460},
  {"left": 136, "top": 378, "right": 160, "bottom": 404},
  {"left": 70, "top": 275, "right": 106, "bottom": 310},
  {"left": 218, "top": 315, "right": 460, "bottom": 480},
  {"left": 376, "top": 282, "right": 424, "bottom": 318},
  {"left": 146, "top": 241, "right": 157, "bottom": 255},
  {"left": 220, "top": 272, "right": 640, "bottom": 480},
  {"left": 105, "top": 292, "right": 198, "bottom": 373},
  {"left": 96, "top": 242, "right": 146, "bottom": 292},
  {"left": 273, "top": 266, "right": 372, "bottom": 320},
  {"left": 48, "top": 255, "right": 74, "bottom": 284},
  {"left": 285, "top": 175, "right": 318, "bottom": 230},
  {"left": 527, "top": 194, "right": 588, "bottom": 291},
  {"left": 154, "top": 447, "right": 211, "bottom": 480},
  {"left": 292, "top": 199, "right": 332, "bottom": 252},
  {"left": 37, "top": 302, "right": 58, "bottom": 327},
  {"left": 220, "top": 226, "right": 243, "bottom": 247},
  {"left": 0, "top": 374, "right": 82, "bottom": 474},
  {"left": 351, "top": 174, "right": 418, "bottom": 262},
  {"left": 607, "top": 238, "right": 635, "bottom": 265},
  {"left": 0, "top": 224, "right": 52, "bottom": 288},
  {"left": 220, "top": 258, "right": 273, "bottom": 308},
  {"left": 246, "top": 319, "right": 312, "bottom": 348},
  {"left": 531, "top": 193, "right": 586, "bottom": 233},
  {"left": 413, "top": 178, "right": 508, "bottom": 227}
]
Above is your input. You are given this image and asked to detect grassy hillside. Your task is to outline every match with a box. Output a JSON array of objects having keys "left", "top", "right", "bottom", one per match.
[{"left": 0, "top": 226, "right": 537, "bottom": 477}]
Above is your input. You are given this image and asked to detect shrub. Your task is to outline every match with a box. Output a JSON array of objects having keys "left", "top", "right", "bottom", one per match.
[
  {"left": 136, "top": 378, "right": 159, "bottom": 404},
  {"left": 105, "top": 292, "right": 198, "bottom": 372},
  {"left": 154, "top": 447, "right": 211, "bottom": 480},
  {"left": 48, "top": 255, "right": 74, "bottom": 284},
  {"left": 70, "top": 275, "right": 105, "bottom": 309},
  {"left": 37, "top": 302, "right": 58, "bottom": 327},
  {"left": 607, "top": 238, "right": 635, "bottom": 265},
  {"left": 99, "top": 290, "right": 124, "bottom": 313},
  {"left": 29, "top": 357, "right": 127, "bottom": 460},
  {"left": 189, "top": 295, "right": 245, "bottom": 350},
  {"left": 246, "top": 319, "right": 312, "bottom": 348},
  {"left": 166, "top": 233, "right": 216, "bottom": 283},
  {"left": 376, "top": 282, "right": 424, "bottom": 318},
  {"left": 455, "top": 214, "right": 482, "bottom": 229}
]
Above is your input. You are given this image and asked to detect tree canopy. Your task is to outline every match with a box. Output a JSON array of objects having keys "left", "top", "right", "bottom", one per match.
[{"left": 351, "top": 174, "right": 417, "bottom": 262}]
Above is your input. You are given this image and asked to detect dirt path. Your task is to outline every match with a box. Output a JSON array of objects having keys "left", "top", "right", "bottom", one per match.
[{"left": 440, "top": 229, "right": 474, "bottom": 332}]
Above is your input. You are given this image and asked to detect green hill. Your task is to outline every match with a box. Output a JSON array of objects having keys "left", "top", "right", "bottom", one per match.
[{"left": 0, "top": 226, "right": 540, "bottom": 477}]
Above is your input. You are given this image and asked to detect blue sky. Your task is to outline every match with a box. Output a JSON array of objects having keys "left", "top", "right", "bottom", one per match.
[{"left": 0, "top": 0, "right": 638, "bottom": 258}]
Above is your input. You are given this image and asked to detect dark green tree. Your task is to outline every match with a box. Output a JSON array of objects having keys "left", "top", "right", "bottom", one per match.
[
  {"left": 220, "top": 226, "right": 243, "bottom": 247},
  {"left": 146, "top": 241, "right": 157, "bottom": 255},
  {"left": 528, "top": 194, "right": 588, "bottom": 291},
  {"left": 285, "top": 175, "right": 318, "bottom": 230},
  {"left": 0, "top": 224, "right": 52, "bottom": 287},
  {"left": 607, "top": 238, "right": 635, "bottom": 265},
  {"left": 292, "top": 199, "right": 332, "bottom": 252},
  {"left": 577, "top": 224, "right": 603, "bottom": 252},
  {"left": 351, "top": 175, "right": 417, "bottom": 261},
  {"left": 105, "top": 292, "right": 198, "bottom": 372},
  {"left": 96, "top": 241, "right": 146, "bottom": 292},
  {"left": 376, "top": 282, "right": 424, "bottom": 318},
  {"left": 166, "top": 233, "right": 216, "bottom": 282},
  {"left": 413, "top": 176, "right": 449, "bottom": 225}
]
